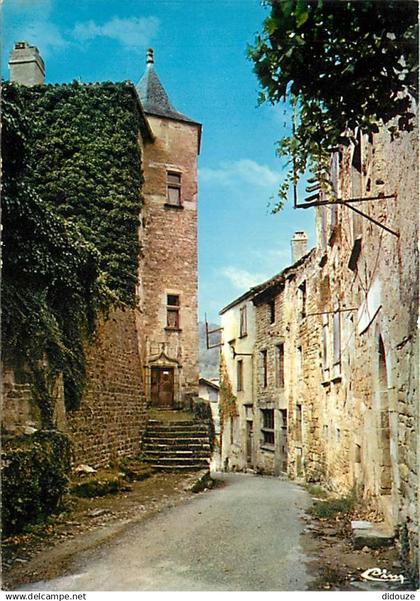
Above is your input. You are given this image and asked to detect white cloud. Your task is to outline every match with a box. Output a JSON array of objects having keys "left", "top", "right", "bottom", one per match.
[
  {"left": 199, "top": 159, "right": 281, "bottom": 189},
  {"left": 221, "top": 266, "right": 269, "bottom": 291},
  {"left": 4, "top": 0, "right": 68, "bottom": 59},
  {"left": 72, "top": 16, "right": 160, "bottom": 50},
  {"left": 17, "top": 21, "right": 69, "bottom": 57}
]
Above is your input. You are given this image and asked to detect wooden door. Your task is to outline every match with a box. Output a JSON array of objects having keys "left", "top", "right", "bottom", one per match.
[
  {"left": 246, "top": 420, "right": 253, "bottom": 465},
  {"left": 151, "top": 367, "right": 174, "bottom": 407}
]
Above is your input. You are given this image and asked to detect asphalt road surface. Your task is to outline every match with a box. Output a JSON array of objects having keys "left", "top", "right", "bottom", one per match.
[{"left": 23, "top": 472, "right": 313, "bottom": 591}]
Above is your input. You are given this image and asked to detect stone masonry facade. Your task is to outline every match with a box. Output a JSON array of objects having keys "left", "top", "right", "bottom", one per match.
[
  {"left": 66, "top": 309, "right": 147, "bottom": 466},
  {"left": 252, "top": 250, "right": 321, "bottom": 479},
  {"left": 219, "top": 116, "right": 418, "bottom": 577},
  {"left": 140, "top": 114, "right": 201, "bottom": 408}
]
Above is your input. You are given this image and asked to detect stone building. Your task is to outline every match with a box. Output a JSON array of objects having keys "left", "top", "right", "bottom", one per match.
[
  {"left": 137, "top": 48, "right": 201, "bottom": 411},
  {"left": 219, "top": 233, "right": 320, "bottom": 478},
  {"left": 219, "top": 118, "right": 418, "bottom": 576},
  {"left": 219, "top": 289, "right": 257, "bottom": 471},
  {"left": 307, "top": 121, "right": 419, "bottom": 576},
  {"left": 3, "top": 42, "right": 201, "bottom": 465},
  {"left": 252, "top": 245, "right": 319, "bottom": 478}
]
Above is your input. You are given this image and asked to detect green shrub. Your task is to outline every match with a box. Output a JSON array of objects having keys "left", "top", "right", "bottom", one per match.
[
  {"left": 306, "top": 484, "right": 329, "bottom": 499},
  {"left": 118, "top": 459, "right": 154, "bottom": 482},
  {"left": 309, "top": 494, "right": 355, "bottom": 519},
  {"left": 70, "top": 470, "right": 131, "bottom": 498},
  {"left": 1, "top": 430, "right": 72, "bottom": 536}
]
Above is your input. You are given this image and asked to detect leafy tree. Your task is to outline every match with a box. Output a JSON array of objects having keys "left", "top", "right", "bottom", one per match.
[{"left": 249, "top": 0, "right": 418, "bottom": 210}]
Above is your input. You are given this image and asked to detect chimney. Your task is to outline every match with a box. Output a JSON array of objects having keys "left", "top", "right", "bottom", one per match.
[
  {"left": 291, "top": 231, "right": 308, "bottom": 263},
  {"left": 9, "top": 41, "right": 45, "bottom": 86}
]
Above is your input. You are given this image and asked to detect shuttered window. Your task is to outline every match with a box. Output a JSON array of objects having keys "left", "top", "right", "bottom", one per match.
[{"left": 167, "top": 172, "right": 181, "bottom": 206}]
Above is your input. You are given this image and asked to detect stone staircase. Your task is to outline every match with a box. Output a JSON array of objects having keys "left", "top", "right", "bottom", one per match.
[{"left": 142, "top": 418, "right": 212, "bottom": 471}]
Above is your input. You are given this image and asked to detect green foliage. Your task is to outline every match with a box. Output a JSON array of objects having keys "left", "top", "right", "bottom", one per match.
[
  {"left": 219, "top": 355, "right": 238, "bottom": 431},
  {"left": 249, "top": 0, "right": 418, "bottom": 210},
  {"left": 309, "top": 494, "right": 355, "bottom": 519},
  {"left": 306, "top": 484, "right": 329, "bottom": 499},
  {"left": 118, "top": 458, "right": 155, "bottom": 482},
  {"left": 70, "top": 470, "right": 131, "bottom": 498},
  {"left": 192, "top": 398, "right": 216, "bottom": 451},
  {"left": 2, "top": 431, "right": 72, "bottom": 536},
  {"left": 2, "top": 81, "right": 144, "bottom": 415}
]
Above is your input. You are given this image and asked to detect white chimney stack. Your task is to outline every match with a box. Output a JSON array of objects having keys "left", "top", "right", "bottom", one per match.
[
  {"left": 9, "top": 41, "right": 45, "bottom": 86},
  {"left": 291, "top": 231, "right": 308, "bottom": 263}
]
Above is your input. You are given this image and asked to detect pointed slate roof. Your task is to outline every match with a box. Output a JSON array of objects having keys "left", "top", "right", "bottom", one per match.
[{"left": 136, "top": 48, "right": 198, "bottom": 125}]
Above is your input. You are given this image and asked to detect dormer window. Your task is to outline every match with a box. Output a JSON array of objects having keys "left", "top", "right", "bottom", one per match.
[{"left": 167, "top": 171, "right": 181, "bottom": 206}]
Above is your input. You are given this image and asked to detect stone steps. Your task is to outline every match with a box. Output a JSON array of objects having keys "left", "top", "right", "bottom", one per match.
[
  {"left": 142, "top": 418, "right": 212, "bottom": 472},
  {"left": 144, "top": 449, "right": 211, "bottom": 458},
  {"left": 146, "top": 424, "right": 209, "bottom": 432},
  {"left": 143, "top": 442, "right": 211, "bottom": 451},
  {"left": 147, "top": 463, "right": 209, "bottom": 472},
  {"left": 143, "top": 433, "right": 210, "bottom": 441}
]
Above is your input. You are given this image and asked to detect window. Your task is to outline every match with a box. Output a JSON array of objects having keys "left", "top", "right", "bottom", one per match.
[
  {"left": 166, "top": 294, "right": 180, "bottom": 329},
  {"left": 330, "top": 150, "right": 342, "bottom": 197},
  {"left": 351, "top": 136, "right": 363, "bottom": 241},
  {"left": 296, "top": 345, "right": 303, "bottom": 379},
  {"left": 167, "top": 171, "right": 181, "bottom": 206},
  {"left": 261, "top": 409, "right": 274, "bottom": 446},
  {"left": 296, "top": 404, "right": 303, "bottom": 442},
  {"left": 322, "top": 315, "right": 329, "bottom": 374},
  {"left": 269, "top": 299, "right": 275, "bottom": 324},
  {"left": 329, "top": 151, "right": 341, "bottom": 235},
  {"left": 320, "top": 275, "right": 330, "bottom": 306},
  {"left": 275, "top": 343, "right": 285, "bottom": 389},
  {"left": 279, "top": 409, "right": 288, "bottom": 471},
  {"left": 320, "top": 206, "right": 328, "bottom": 252},
  {"left": 239, "top": 305, "right": 247, "bottom": 337},
  {"left": 260, "top": 350, "right": 268, "bottom": 388},
  {"left": 237, "top": 360, "right": 243, "bottom": 392},
  {"left": 298, "top": 281, "right": 307, "bottom": 319},
  {"left": 333, "top": 310, "right": 341, "bottom": 366}
]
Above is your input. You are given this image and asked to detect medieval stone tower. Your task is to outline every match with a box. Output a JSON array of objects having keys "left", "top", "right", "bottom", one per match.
[{"left": 136, "top": 49, "right": 201, "bottom": 410}]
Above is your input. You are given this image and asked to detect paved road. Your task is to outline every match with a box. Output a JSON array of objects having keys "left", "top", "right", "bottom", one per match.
[{"left": 24, "top": 473, "right": 314, "bottom": 591}]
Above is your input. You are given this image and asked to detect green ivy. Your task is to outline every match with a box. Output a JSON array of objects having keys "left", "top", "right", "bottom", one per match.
[
  {"left": 219, "top": 355, "right": 238, "bottom": 432},
  {"left": 2, "top": 81, "right": 144, "bottom": 416},
  {"left": 1, "top": 430, "right": 72, "bottom": 536}
]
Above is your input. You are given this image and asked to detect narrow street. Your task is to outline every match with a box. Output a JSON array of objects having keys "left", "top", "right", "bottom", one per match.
[{"left": 21, "top": 473, "right": 313, "bottom": 591}]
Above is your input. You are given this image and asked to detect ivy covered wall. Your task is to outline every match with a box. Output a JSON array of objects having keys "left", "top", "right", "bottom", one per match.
[{"left": 2, "top": 81, "right": 144, "bottom": 421}]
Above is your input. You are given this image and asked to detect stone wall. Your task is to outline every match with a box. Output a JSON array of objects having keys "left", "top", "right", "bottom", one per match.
[
  {"left": 2, "top": 368, "right": 41, "bottom": 434},
  {"left": 141, "top": 115, "right": 200, "bottom": 406},
  {"left": 66, "top": 308, "right": 147, "bottom": 466},
  {"left": 2, "top": 308, "right": 148, "bottom": 468},
  {"left": 305, "top": 119, "right": 419, "bottom": 576}
]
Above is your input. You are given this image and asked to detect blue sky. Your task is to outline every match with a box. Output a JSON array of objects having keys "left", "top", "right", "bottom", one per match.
[{"left": 2, "top": 0, "right": 316, "bottom": 322}]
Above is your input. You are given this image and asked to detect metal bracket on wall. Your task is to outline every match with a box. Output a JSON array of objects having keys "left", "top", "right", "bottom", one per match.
[
  {"left": 306, "top": 307, "right": 358, "bottom": 317},
  {"left": 205, "top": 315, "right": 223, "bottom": 350},
  {"left": 292, "top": 160, "right": 399, "bottom": 237}
]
